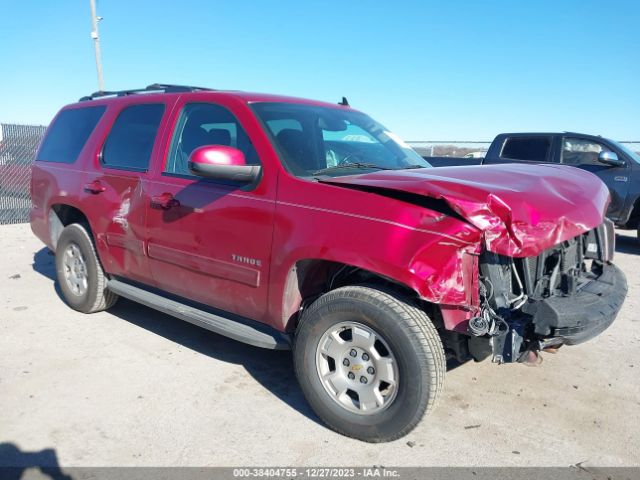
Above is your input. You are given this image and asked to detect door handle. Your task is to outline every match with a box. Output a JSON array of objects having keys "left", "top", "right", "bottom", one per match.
[
  {"left": 151, "top": 192, "right": 180, "bottom": 210},
  {"left": 83, "top": 180, "right": 106, "bottom": 194}
]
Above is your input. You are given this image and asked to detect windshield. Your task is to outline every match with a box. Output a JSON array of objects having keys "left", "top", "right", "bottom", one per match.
[
  {"left": 613, "top": 140, "right": 640, "bottom": 164},
  {"left": 252, "top": 102, "right": 431, "bottom": 177}
]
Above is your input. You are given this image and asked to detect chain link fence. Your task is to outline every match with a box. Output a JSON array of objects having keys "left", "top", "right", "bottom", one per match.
[
  {"left": 407, "top": 141, "right": 491, "bottom": 158},
  {"left": 0, "top": 124, "right": 638, "bottom": 225},
  {"left": 0, "top": 123, "right": 46, "bottom": 225}
]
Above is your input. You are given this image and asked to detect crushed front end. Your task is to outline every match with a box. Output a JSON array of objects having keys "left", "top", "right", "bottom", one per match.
[{"left": 469, "top": 219, "right": 627, "bottom": 363}]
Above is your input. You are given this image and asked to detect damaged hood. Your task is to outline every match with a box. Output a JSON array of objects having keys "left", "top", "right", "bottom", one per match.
[{"left": 323, "top": 163, "right": 610, "bottom": 257}]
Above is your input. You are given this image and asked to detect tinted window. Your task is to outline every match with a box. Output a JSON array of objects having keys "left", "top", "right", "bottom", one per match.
[
  {"left": 165, "top": 103, "right": 259, "bottom": 175},
  {"left": 102, "top": 104, "right": 165, "bottom": 171},
  {"left": 37, "top": 106, "right": 106, "bottom": 163},
  {"left": 265, "top": 118, "right": 303, "bottom": 136},
  {"left": 562, "top": 138, "right": 612, "bottom": 166},
  {"left": 501, "top": 137, "right": 551, "bottom": 162}
]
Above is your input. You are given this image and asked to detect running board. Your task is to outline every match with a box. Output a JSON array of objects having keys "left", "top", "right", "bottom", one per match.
[{"left": 107, "top": 279, "right": 291, "bottom": 350}]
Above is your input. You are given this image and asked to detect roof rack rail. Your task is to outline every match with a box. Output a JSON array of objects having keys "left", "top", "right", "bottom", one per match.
[{"left": 79, "top": 83, "right": 212, "bottom": 102}]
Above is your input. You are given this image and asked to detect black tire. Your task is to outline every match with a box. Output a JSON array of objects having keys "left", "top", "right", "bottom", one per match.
[
  {"left": 55, "top": 223, "right": 118, "bottom": 313},
  {"left": 294, "top": 285, "right": 445, "bottom": 442}
]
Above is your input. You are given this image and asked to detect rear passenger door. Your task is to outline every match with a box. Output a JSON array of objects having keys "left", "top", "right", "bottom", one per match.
[
  {"left": 144, "top": 99, "right": 275, "bottom": 322},
  {"left": 84, "top": 101, "right": 172, "bottom": 285}
]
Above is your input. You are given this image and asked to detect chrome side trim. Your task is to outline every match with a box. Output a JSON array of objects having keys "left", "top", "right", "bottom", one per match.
[{"left": 277, "top": 201, "right": 474, "bottom": 245}]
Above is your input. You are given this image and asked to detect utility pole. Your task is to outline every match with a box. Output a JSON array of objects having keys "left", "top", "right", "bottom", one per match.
[{"left": 89, "top": 0, "right": 105, "bottom": 91}]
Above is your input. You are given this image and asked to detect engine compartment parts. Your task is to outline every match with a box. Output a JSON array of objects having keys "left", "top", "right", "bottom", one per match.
[{"left": 470, "top": 220, "right": 625, "bottom": 364}]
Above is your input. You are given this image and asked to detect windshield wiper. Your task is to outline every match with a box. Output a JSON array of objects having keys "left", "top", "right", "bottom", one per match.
[
  {"left": 398, "top": 164, "right": 429, "bottom": 170},
  {"left": 312, "top": 162, "right": 391, "bottom": 176}
]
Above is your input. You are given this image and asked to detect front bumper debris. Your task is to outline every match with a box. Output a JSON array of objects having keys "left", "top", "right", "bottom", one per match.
[
  {"left": 528, "top": 263, "right": 626, "bottom": 345},
  {"left": 470, "top": 220, "right": 627, "bottom": 363}
]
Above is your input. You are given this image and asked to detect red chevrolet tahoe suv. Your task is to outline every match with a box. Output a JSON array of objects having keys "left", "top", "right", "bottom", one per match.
[{"left": 31, "top": 84, "right": 627, "bottom": 442}]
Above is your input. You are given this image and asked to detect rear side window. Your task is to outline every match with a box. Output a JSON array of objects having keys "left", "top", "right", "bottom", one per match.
[
  {"left": 102, "top": 104, "right": 165, "bottom": 171},
  {"left": 501, "top": 137, "right": 551, "bottom": 162},
  {"left": 37, "top": 106, "right": 106, "bottom": 163}
]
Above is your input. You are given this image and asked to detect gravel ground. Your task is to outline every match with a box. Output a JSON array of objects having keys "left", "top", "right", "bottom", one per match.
[{"left": 1, "top": 223, "right": 639, "bottom": 467}]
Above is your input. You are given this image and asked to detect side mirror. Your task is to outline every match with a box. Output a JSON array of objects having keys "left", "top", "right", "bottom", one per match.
[
  {"left": 598, "top": 151, "right": 625, "bottom": 168},
  {"left": 188, "top": 145, "right": 261, "bottom": 183}
]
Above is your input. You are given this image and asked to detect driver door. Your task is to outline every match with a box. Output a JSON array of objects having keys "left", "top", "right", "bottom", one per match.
[
  {"left": 144, "top": 99, "right": 275, "bottom": 322},
  {"left": 561, "top": 137, "right": 630, "bottom": 221}
]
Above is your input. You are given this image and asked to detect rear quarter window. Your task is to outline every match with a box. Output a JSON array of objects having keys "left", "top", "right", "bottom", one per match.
[
  {"left": 36, "top": 106, "right": 106, "bottom": 163},
  {"left": 101, "top": 103, "right": 165, "bottom": 171},
  {"left": 500, "top": 136, "right": 552, "bottom": 162}
]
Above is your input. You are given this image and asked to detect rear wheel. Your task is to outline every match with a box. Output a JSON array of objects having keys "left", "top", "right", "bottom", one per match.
[
  {"left": 294, "top": 285, "right": 445, "bottom": 442},
  {"left": 55, "top": 223, "right": 118, "bottom": 313}
]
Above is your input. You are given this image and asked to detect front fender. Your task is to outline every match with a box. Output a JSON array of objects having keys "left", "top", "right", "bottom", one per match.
[{"left": 267, "top": 208, "right": 481, "bottom": 331}]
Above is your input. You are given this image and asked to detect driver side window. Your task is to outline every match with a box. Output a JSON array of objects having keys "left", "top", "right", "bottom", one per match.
[
  {"left": 165, "top": 103, "right": 260, "bottom": 176},
  {"left": 562, "top": 138, "right": 611, "bottom": 166}
]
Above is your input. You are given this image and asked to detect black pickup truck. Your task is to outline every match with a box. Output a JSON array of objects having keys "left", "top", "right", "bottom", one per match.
[{"left": 427, "top": 132, "right": 640, "bottom": 237}]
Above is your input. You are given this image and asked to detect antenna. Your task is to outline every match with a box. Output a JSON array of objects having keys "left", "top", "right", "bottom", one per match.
[{"left": 338, "top": 97, "right": 349, "bottom": 106}]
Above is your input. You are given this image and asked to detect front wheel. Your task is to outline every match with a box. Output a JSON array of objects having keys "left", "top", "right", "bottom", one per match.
[{"left": 294, "top": 285, "right": 445, "bottom": 442}]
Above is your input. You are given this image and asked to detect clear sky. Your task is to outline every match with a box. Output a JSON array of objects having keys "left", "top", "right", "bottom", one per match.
[{"left": 0, "top": 0, "right": 638, "bottom": 141}]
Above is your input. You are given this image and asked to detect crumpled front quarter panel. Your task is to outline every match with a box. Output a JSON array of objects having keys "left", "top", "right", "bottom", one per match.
[
  {"left": 327, "top": 164, "right": 610, "bottom": 257},
  {"left": 270, "top": 176, "right": 482, "bottom": 329}
]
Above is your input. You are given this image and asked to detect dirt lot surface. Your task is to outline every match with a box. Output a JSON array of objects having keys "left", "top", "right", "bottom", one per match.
[{"left": 1, "top": 223, "right": 639, "bottom": 467}]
